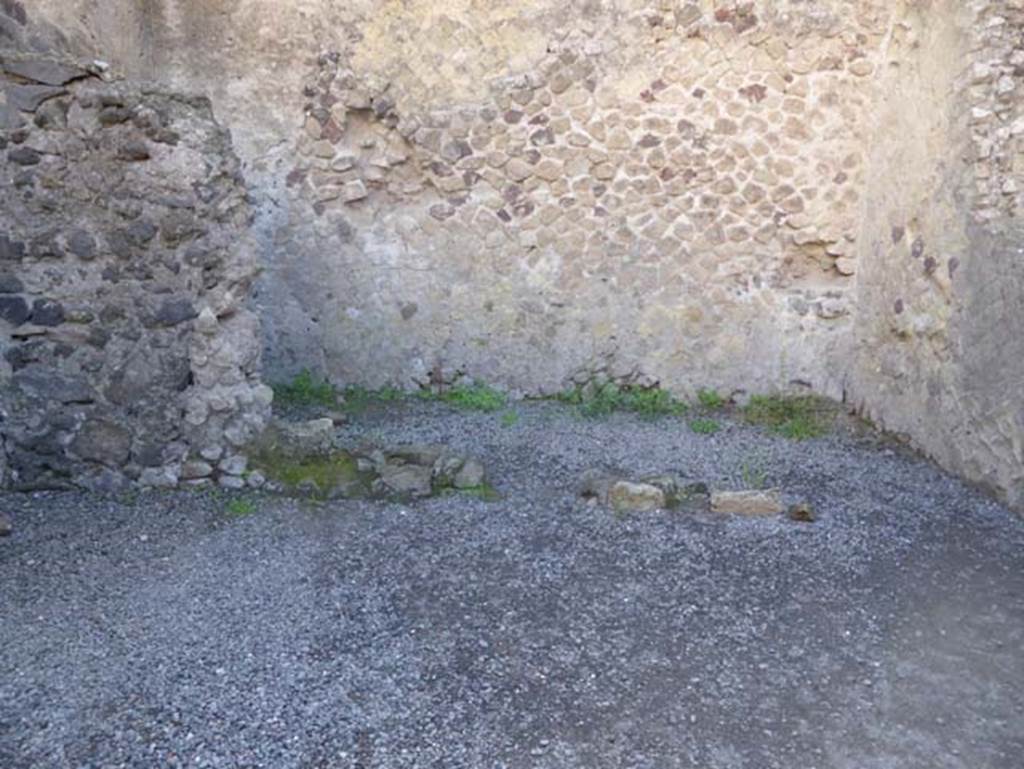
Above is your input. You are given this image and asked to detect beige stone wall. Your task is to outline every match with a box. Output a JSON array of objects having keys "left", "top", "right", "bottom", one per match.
[
  {"left": 270, "top": 1, "right": 887, "bottom": 397},
  {"left": 25, "top": 0, "right": 888, "bottom": 396},
  {"left": 16, "top": 0, "right": 1024, "bottom": 508},
  {"left": 850, "top": 0, "right": 1024, "bottom": 510}
]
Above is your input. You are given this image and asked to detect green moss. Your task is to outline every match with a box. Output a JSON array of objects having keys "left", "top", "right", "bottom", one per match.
[
  {"left": 744, "top": 395, "right": 832, "bottom": 440},
  {"left": 225, "top": 498, "right": 257, "bottom": 517},
  {"left": 689, "top": 417, "right": 721, "bottom": 435},
  {"left": 500, "top": 410, "right": 520, "bottom": 427},
  {"left": 557, "top": 383, "right": 686, "bottom": 419},
  {"left": 253, "top": 450, "right": 371, "bottom": 499},
  {"left": 697, "top": 388, "right": 726, "bottom": 410},
  {"left": 272, "top": 369, "right": 338, "bottom": 407}
]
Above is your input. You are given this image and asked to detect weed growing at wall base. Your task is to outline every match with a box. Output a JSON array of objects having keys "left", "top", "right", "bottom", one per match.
[
  {"left": 697, "top": 389, "right": 726, "bottom": 410},
  {"left": 436, "top": 384, "right": 507, "bottom": 412},
  {"left": 273, "top": 369, "right": 338, "bottom": 407},
  {"left": 744, "top": 395, "right": 831, "bottom": 440},
  {"left": 275, "top": 374, "right": 509, "bottom": 415},
  {"left": 558, "top": 383, "right": 687, "bottom": 419}
]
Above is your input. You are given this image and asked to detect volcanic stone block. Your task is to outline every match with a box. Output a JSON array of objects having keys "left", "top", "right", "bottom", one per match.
[
  {"left": 3, "top": 57, "right": 85, "bottom": 86},
  {"left": 0, "top": 295, "right": 29, "bottom": 325}
]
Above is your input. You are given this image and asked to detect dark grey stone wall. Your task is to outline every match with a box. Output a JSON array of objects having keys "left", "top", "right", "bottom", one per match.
[{"left": 0, "top": 25, "right": 270, "bottom": 491}]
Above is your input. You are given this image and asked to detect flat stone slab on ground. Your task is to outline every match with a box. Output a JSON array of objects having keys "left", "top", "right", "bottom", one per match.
[{"left": 710, "top": 488, "right": 785, "bottom": 516}]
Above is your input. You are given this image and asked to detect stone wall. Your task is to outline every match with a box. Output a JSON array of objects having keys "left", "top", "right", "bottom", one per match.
[
  {"left": 270, "top": 1, "right": 890, "bottom": 399},
  {"left": 850, "top": 0, "right": 1024, "bottom": 510},
  {"left": 271, "top": 2, "right": 883, "bottom": 397},
  {"left": 0, "top": 14, "right": 272, "bottom": 491},
  {"left": 7, "top": 0, "right": 1024, "bottom": 509},
  {"left": 22, "top": 0, "right": 889, "bottom": 397}
]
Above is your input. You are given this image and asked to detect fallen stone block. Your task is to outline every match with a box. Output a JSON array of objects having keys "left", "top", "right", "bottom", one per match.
[
  {"left": 710, "top": 489, "right": 784, "bottom": 516},
  {"left": 379, "top": 462, "right": 433, "bottom": 498},
  {"left": 578, "top": 468, "right": 616, "bottom": 501},
  {"left": 609, "top": 481, "right": 667, "bottom": 513},
  {"left": 454, "top": 458, "right": 486, "bottom": 489}
]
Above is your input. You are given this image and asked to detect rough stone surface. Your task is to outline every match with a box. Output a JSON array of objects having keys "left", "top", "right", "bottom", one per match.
[
  {"left": 848, "top": 0, "right": 1024, "bottom": 511},
  {"left": 378, "top": 462, "right": 433, "bottom": 498},
  {"left": 0, "top": 47, "right": 270, "bottom": 490},
  {"left": 70, "top": 419, "right": 131, "bottom": 467},
  {"left": 255, "top": 418, "right": 335, "bottom": 460},
  {"left": 2, "top": 56, "right": 86, "bottom": 86},
  {"left": 453, "top": 457, "right": 486, "bottom": 489},
  {"left": 608, "top": 480, "right": 667, "bottom": 513},
  {"left": 24, "top": 0, "right": 881, "bottom": 401}
]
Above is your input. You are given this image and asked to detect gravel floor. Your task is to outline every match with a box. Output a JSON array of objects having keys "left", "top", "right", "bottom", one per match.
[{"left": 2, "top": 401, "right": 1023, "bottom": 769}]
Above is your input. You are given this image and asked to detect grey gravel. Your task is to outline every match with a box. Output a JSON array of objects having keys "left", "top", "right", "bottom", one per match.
[{"left": 1, "top": 400, "right": 1023, "bottom": 768}]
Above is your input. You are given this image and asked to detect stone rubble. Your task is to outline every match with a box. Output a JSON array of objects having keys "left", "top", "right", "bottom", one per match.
[
  {"left": 580, "top": 468, "right": 787, "bottom": 518},
  {"left": 248, "top": 425, "right": 492, "bottom": 502}
]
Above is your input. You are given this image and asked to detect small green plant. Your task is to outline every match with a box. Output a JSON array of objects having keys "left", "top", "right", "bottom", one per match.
[
  {"left": 439, "top": 384, "right": 507, "bottom": 412},
  {"left": 500, "top": 410, "right": 520, "bottom": 427},
  {"left": 562, "top": 384, "right": 620, "bottom": 417},
  {"left": 689, "top": 417, "right": 721, "bottom": 435},
  {"left": 225, "top": 497, "right": 257, "bottom": 517},
  {"left": 740, "top": 457, "right": 769, "bottom": 490},
  {"left": 555, "top": 388, "right": 582, "bottom": 405},
  {"left": 628, "top": 387, "right": 688, "bottom": 418},
  {"left": 744, "top": 395, "right": 831, "bottom": 440},
  {"left": 273, "top": 369, "right": 338, "bottom": 407},
  {"left": 697, "top": 388, "right": 726, "bottom": 410},
  {"left": 558, "top": 383, "right": 686, "bottom": 419}
]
